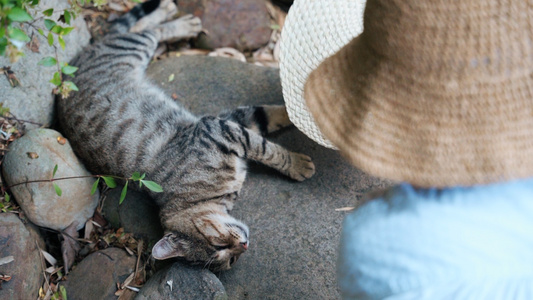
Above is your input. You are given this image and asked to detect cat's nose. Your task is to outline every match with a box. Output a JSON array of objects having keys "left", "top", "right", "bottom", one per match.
[{"left": 240, "top": 241, "right": 248, "bottom": 250}]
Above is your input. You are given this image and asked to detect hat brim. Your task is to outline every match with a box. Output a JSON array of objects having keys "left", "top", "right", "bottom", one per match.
[{"left": 304, "top": 35, "right": 533, "bottom": 187}]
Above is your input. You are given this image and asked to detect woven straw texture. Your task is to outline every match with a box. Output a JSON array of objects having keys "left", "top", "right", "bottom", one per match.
[
  {"left": 305, "top": 0, "right": 533, "bottom": 187},
  {"left": 279, "top": 0, "right": 366, "bottom": 149}
]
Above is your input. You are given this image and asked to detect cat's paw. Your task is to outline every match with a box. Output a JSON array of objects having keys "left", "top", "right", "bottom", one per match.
[
  {"left": 287, "top": 153, "right": 315, "bottom": 181},
  {"left": 172, "top": 14, "right": 203, "bottom": 39},
  {"left": 130, "top": 0, "right": 178, "bottom": 32},
  {"left": 161, "top": 0, "right": 178, "bottom": 22}
]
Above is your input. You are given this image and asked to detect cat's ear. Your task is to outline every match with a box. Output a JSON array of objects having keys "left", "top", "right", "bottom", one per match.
[
  {"left": 193, "top": 216, "right": 226, "bottom": 239},
  {"left": 152, "top": 234, "right": 187, "bottom": 259}
]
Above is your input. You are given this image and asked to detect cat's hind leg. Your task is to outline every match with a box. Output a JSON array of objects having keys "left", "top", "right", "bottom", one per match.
[
  {"left": 152, "top": 14, "right": 203, "bottom": 42},
  {"left": 130, "top": 0, "right": 178, "bottom": 32},
  {"left": 218, "top": 105, "right": 293, "bottom": 136}
]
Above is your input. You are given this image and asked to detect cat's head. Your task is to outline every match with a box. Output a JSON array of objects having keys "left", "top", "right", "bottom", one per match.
[{"left": 152, "top": 207, "right": 249, "bottom": 272}]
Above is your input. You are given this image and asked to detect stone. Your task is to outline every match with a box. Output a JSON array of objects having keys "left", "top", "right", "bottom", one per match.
[
  {"left": 178, "top": 0, "right": 271, "bottom": 51},
  {"left": 0, "top": 214, "right": 45, "bottom": 300},
  {"left": 102, "top": 186, "right": 164, "bottom": 244},
  {"left": 136, "top": 262, "right": 227, "bottom": 300},
  {"left": 2, "top": 129, "right": 99, "bottom": 231},
  {"left": 146, "top": 55, "right": 392, "bottom": 299},
  {"left": 0, "top": 0, "right": 91, "bottom": 128},
  {"left": 61, "top": 247, "right": 136, "bottom": 300},
  {"left": 147, "top": 55, "right": 283, "bottom": 114}
]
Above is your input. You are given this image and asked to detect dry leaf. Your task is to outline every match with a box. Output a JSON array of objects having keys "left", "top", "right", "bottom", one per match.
[
  {"left": 1, "top": 67, "right": 21, "bottom": 87},
  {"left": 174, "top": 49, "right": 210, "bottom": 56},
  {"left": 27, "top": 152, "right": 39, "bottom": 159},
  {"left": 84, "top": 218, "right": 94, "bottom": 239},
  {"left": 121, "top": 272, "right": 135, "bottom": 289},
  {"left": 208, "top": 47, "right": 246, "bottom": 62},
  {"left": 171, "top": 93, "right": 178, "bottom": 100},
  {"left": 335, "top": 207, "right": 355, "bottom": 212},
  {"left": 61, "top": 221, "right": 80, "bottom": 273},
  {"left": 124, "top": 246, "right": 134, "bottom": 256},
  {"left": 0, "top": 256, "right": 14, "bottom": 266},
  {"left": 27, "top": 35, "right": 40, "bottom": 53},
  {"left": 41, "top": 250, "right": 57, "bottom": 266},
  {"left": 57, "top": 136, "right": 67, "bottom": 145},
  {"left": 0, "top": 274, "right": 12, "bottom": 281}
]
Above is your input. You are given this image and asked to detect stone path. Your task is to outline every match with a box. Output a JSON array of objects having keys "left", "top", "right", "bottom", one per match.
[{"left": 147, "top": 56, "right": 390, "bottom": 299}]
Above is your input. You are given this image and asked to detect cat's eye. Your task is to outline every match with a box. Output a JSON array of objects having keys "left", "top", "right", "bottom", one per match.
[{"left": 213, "top": 245, "right": 229, "bottom": 251}]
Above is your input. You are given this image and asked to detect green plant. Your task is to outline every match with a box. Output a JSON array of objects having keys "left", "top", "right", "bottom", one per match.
[
  {"left": 0, "top": 0, "right": 107, "bottom": 97},
  {"left": 4, "top": 165, "right": 163, "bottom": 205}
]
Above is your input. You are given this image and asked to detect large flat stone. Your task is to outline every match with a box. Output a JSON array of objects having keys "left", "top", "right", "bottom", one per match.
[{"left": 147, "top": 56, "right": 390, "bottom": 299}]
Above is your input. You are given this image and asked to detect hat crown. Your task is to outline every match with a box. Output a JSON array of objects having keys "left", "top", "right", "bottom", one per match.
[{"left": 364, "top": 0, "right": 533, "bottom": 79}]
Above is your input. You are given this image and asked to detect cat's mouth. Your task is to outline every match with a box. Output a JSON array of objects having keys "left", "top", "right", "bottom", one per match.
[{"left": 230, "top": 254, "right": 240, "bottom": 266}]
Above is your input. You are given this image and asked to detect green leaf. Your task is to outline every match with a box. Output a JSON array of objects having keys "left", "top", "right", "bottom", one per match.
[
  {"left": 38, "top": 28, "right": 45, "bottom": 36},
  {"left": 119, "top": 181, "right": 128, "bottom": 205},
  {"left": 0, "top": 27, "right": 5, "bottom": 39},
  {"left": 61, "top": 65, "right": 78, "bottom": 75},
  {"left": 141, "top": 180, "right": 163, "bottom": 193},
  {"left": 58, "top": 36, "right": 65, "bottom": 50},
  {"left": 61, "top": 27, "right": 74, "bottom": 35},
  {"left": 52, "top": 164, "right": 58, "bottom": 177},
  {"left": 63, "top": 81, "right": 78, "bottom": 91},
  {"left": 38, "top": 56, "right": 57, "bottom": 67},
  {"left": 47, "top": 32, "right": 53, "bottom": 46},
  {"left": 131, "top": 172, "right": 144, "bottom": 181},
  {"left": 60, "top": 285, "right": 67, "bottom": 300},
  {"left": 44, "top": 19, "right": 56, "bottom": 31},
  {"left": 8, "top": 7, "right": 33, "bottom": 22},
  {"left": 50, "top": 71, "right": 61, "bottom": 86},
  {"left": 51, "top": 25, "right": 62, "bottom": 35},
  {"left": 63, "top": 11, "right": 72, "bottom": 25},
  {"left": 5, "top": 193, "right": 10, "bottom": 202},
  {"left": 91, "top": 178, "right": 100, "bottom": 195},
  {"left": 53, "top": 183, "right": 62, "bottom": 196},
  {"left": 43, "top": 8, "right": 54, "bottom": 17},
  {"left": 31, "top": 0, "right": 40, "bottom": 5},
  {"left": 102, "top": 176, "right": 117, "bottom": 188},
  {"left": 8, "top": 27, "right": 30, "bottom": 42},
  {"left": 0, "top": 38, "right": 7, "bottom": 56}
]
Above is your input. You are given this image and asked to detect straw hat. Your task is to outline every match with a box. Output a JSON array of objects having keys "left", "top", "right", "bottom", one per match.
[
  {"left": 280, "top": 0, "right": 367, "bottom": 149},
  {"left": 293, "top": 0, "right": 533, "bottom": 187}
]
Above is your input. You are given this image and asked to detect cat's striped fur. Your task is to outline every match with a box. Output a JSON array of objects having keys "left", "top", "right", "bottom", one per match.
[{"left": 57, "top": 0, "right": 315, "bottom": 271}]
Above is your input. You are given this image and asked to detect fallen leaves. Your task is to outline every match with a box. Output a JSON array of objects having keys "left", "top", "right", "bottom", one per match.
[
  {"left": 27, "top": 152, "right": 39, "bottom": 159},
  {"left": 1, "top": 66, "right": 21, "bottom": 87},
  {"left": 61, "top": 221, "right": 80, "bottom": 274},
  {"left": 56, "top": 136, "right": 67, "bottom": 145}
]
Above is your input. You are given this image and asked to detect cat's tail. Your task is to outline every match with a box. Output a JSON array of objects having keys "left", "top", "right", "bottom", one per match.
[
  {"left": 108, "top": 0, "right": 163, "bottom": 35},
  {"left": 218, "top": 106, "right": 293, "bottom": 136}
]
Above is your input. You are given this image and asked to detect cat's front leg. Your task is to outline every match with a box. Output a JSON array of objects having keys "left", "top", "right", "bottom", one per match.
[{"left": 210, "top": 118, "right": 315, "bottom": 181}]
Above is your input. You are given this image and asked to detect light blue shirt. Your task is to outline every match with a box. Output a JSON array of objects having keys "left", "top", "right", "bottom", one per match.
[{"left": 339, "top": 178, "right": 533, "bottom": 299}]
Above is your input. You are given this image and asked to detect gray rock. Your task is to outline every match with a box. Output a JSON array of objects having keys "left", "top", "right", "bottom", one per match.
[
  {"left": 102, "top": 186, "right": 163, "bottom": 244},
  {"left": 147, "top": 56, "right": 283, "bottom": 114},
  {"left": 0, "top": 0, "right": 91, "bottom": 128},
  {"left": 62, "top": 247, "right": 136, "bottom": 300},
  {"left": 146, "top": 56, "right": 392, "bottom": 299},
  {"left": 178, "top": 0, "right": 271, "bottom": 51},
  {"left": 136, "top": 262, "right": 227, "bottom": 300},
  {"left": 2, "top": 129, "right": 99, "bottom": 231},
  {"left": 0, "top": 214, "right": 45, "bottom": 300}
]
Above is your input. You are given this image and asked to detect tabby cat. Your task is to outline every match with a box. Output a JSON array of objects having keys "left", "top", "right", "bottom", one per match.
[{"left": 57, "top": 0, "right": 315, "bottom": 272}]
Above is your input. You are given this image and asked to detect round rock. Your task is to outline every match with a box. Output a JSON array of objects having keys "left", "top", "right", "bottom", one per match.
[
  {"left": 136, "top": 262, "right": 227, "bottom": 300},
  {"left": 102, "top": 186, "right": 163, "bottom": 244},
  {"left": 0, "top": 214, "right": 45, "bottom": 300},
  {"left": 2, "top": 129, "right": 99, "bottom": 231},
  {"left": 62, "top": 247, "right": 136, "bottom": 300}
]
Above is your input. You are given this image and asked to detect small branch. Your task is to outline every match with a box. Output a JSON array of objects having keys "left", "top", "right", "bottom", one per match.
[
  {"left": 5, "top": 174, "right": 129, "bottom": 190},
  {"left": 3, "top": 115, "right": 43, "bottom": 126}
]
